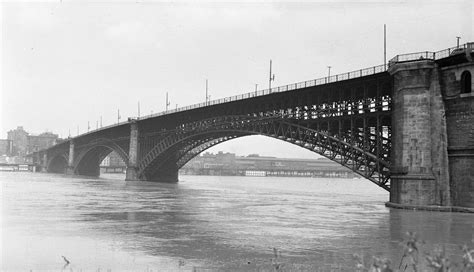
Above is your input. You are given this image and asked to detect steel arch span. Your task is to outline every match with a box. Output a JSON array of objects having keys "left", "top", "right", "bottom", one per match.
[{"left": 137, "top": 115, "right": 391, "bottom": 190}]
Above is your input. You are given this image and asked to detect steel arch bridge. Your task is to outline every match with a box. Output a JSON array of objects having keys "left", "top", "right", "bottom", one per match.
[
  {"left": 31, "top": 42, "right": 474, "bottom": 209},
  {"left": 36, "top": 69, "right": 393, "bottom": 191}
]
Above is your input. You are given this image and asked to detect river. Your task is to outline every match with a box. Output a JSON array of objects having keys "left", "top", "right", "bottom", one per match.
[{"left": 1, "top": 172, "right": 472, "bottom": 271}]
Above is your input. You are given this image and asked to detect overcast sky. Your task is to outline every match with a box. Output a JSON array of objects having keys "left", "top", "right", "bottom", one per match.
[{"left": 1, "top": 0, "right": 472, "bottom": 158}]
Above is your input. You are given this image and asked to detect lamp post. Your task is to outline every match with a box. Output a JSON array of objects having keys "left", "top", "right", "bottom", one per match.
[{"left": 456, "top": 36, "right": 461, "bottom": 48}]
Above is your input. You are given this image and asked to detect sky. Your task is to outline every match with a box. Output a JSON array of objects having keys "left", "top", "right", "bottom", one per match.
[{"left": 1, "top": 0, "right": 473, "bottom": 159}]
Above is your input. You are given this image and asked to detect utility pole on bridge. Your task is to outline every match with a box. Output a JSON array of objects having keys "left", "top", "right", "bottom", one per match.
[
  {"left": 205, "top": 79, "right": 210, "bottom": 106},
  {"left": 269, "top": 60, "right": 275, "bottom": 92},
  {"left": 384, "top": 24, "right": 387, "bottom": 69}
]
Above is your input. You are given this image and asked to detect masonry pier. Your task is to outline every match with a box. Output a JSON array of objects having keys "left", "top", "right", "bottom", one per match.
[
  {"left": 66, "top": 140, "right": 75, "bottom": 175},
  {"left": 125, "top": 121, "right": 139, "bottom": 181}
]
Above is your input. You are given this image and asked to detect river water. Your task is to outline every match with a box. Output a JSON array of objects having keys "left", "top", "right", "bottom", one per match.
[{"left": 1, "top": 172, "right": 472, "bottom": 271}]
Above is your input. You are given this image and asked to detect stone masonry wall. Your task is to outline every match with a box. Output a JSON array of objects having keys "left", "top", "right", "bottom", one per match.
[{"left": 442, "top": 63, "right": 474, "bottom": 207}]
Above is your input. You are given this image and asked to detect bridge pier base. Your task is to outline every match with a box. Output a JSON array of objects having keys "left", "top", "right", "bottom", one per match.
[
  {"left": 66, "top": 167, "right": 75, "bottom": 175},
  {"left": 125, "top": 167, "right": 139, "bottom": 181},
  {"left": 41, "top": 153, "right": 48, "bottom": 172},
  {"left": 388, "top": 60, "right": 451, "bottom": 207}
]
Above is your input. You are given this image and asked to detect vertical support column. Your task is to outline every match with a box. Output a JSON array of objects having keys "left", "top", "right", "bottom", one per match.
[
  {"left": 66, "top": 140, "right": 75, "bottom": 175},
  {"left": 126, "top": 121, "right": 140, "bottom": 181},
  {"left": 388, "top": 60, "right": 450, "bottom": 207},
  {"left": 42, "top": 153, "right": 48, "bottom": 172}
]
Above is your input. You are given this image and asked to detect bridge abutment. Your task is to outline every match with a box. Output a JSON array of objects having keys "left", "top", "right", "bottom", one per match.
[
  {"left": 125, "top": 121, "right": 140, "bottom": 181},
  {"left": 388, "top": 60, "right": 451, "bottom": 207},
  {"left": 442, "top": 62, "right": 474, "bottom": 208}
]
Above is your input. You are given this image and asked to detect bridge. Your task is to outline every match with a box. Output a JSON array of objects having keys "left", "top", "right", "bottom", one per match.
[{"left": 32, "top": 43, "right": 474, "bottom": 210}]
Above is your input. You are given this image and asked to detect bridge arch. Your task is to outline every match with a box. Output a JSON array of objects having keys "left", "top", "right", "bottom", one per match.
[
  {"left": 73, "top": 140, "right": 129, "bottom": 177},
  {"left": 47, "top": 153, "right": 68, "bottom": 173},
  {"left": 137, "top": 116, "right": 390, "bottom": 190}
]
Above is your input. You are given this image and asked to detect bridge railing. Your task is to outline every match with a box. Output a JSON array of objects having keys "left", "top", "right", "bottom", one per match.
[
  {"left": 388, "top": 42, "right": 474, "bottom": 65},
  {"left": 140, "top": 63, "right": 389, "bottom": 121}
]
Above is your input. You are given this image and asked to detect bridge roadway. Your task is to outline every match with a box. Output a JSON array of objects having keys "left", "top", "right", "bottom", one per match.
[{"left": 33, "top": 43, "right": 474, "bottom": 210}]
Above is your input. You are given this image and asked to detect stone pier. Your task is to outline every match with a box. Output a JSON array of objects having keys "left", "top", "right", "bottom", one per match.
[
  {"left": 125, "top": 121, "right": 140, "bottom": 181},
  {"left": 388, "top": 60, "right": 451, "bottom": 207},
  {"left": 66, "top": 140, "right": 75, "bottom": 175}
]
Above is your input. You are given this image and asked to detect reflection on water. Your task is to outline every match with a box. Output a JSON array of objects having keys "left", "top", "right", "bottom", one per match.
[{"left": 1, "top": 172, "right": 472, "bottom": 270}]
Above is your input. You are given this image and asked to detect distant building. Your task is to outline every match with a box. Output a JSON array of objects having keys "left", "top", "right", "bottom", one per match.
[
  {"left": 181, "top": 152, "right": 357, "bottom": 178},
  {"left": 27, "top": 132, "right": 59, "bottom": 153},
  {"left": 100, "top": 151, "right": 126, "bottom": 173},
  {"left": 5, "top": 126, "right": 59, "bottom": 156},
  {"left": 100, "top": 151, "right": 126, "bottom": 167},
  {"left": 7, "top": 126, "right": 29, "bottom": 156},
  {"left": 0, "top": 139, "right": 12, "bottom": 156}
]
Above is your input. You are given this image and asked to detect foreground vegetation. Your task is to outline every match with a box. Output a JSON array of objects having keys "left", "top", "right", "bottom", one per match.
[{"left": 267, "top": 232, "right": 474, "bottom": 272}]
